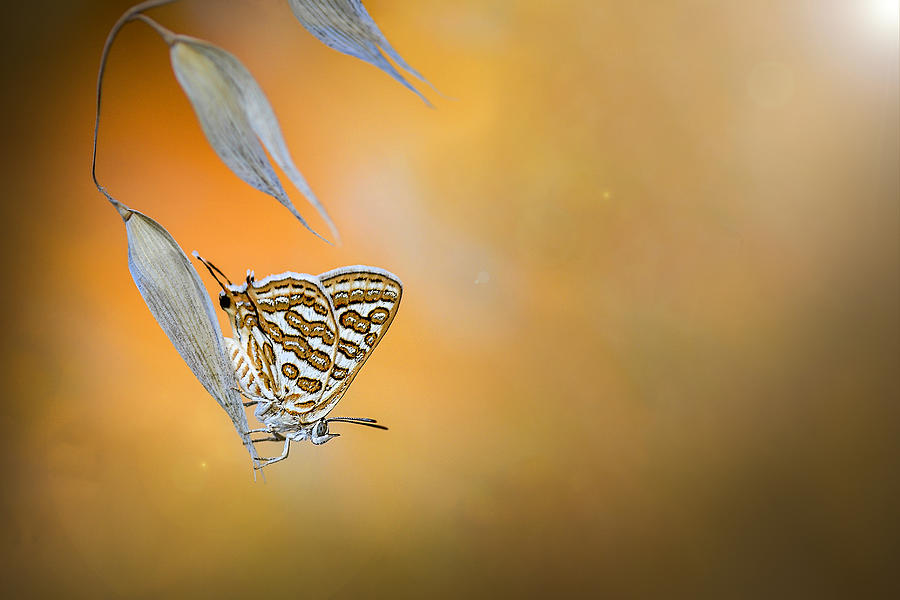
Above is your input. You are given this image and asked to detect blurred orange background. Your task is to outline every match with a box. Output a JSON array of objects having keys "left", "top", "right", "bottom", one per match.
[{"left": 2, "top": 0, "right": 898, "bottom": 597}]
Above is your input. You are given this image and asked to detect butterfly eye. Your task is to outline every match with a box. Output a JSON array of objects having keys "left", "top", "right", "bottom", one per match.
[{"left": 219, "top": 294, "right": 232, "bottom": 309}]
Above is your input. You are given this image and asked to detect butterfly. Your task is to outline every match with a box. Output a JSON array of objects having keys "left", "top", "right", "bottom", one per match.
[{"left": 193, "top": 253, "right": 402, "bottom": 468}]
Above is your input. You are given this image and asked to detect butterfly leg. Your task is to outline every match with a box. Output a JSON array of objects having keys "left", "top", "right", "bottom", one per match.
[
  {"left": 243, "top": 400, "right": 259, "bottom": 407},
  {"left": 251, "top": 432, "right": 285, "bottom": 443},
  {"left": 254, "top": 437, "right": 291, "bottom": 469}
]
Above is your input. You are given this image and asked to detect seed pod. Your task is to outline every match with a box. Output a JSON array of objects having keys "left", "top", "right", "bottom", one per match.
[
  {"left": 170, "top": 35, "right": 338, "bottom": 244},
  {"left": 118, "top": 202, "right": 261, "bottom": 467},
  {"left": 287, "top": 0, "right": 434, "bottom": 106}
]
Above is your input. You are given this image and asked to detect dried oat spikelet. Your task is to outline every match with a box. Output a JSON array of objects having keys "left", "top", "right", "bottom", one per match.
[
  {"left": 170, "top": 34, "right": 339, "bottom": 244},
  {"left": 117, "top": 202, "right": 261, "bottom": 467},
  {"left": 288, "top": 0, "right": 435, "bottom": 106}
]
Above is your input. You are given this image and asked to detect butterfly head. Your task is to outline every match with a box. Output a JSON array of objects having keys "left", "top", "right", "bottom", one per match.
[
  {"left": 309, "top": 419, "right": 339, "bottom": 445},
  {"left": 193, "top": 252, "right": 242, "bottom": 324},
  {"left": 218, "top": 290, "right": 235, "bottom": 315},
  {"left": 215, "top": 289, "right": 245, "bottom": 335},
  {"left": 280, "top": 420, "right": 338, "bottom": 445}
]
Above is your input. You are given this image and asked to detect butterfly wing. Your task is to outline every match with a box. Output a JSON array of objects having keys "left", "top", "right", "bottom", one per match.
[
  {"left": 243, "top": 273, "right": 339, "bottom": 418},
  {"left": 224, "top": 336, "right": 276, "bottom": 401},
  {"left": 223, "top": 287, "right": 284, "bottom": 401},
  {"left": 304, "top": 266, "right": 403, "bottom": 422}
]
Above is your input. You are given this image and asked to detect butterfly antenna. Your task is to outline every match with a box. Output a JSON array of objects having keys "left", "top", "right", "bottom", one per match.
[
  {"left": 207, "top": 258, "right": 234, "bottom": 286},
  {"left": 191, "top": 251, "right": 233, "bottom": 292},
  {"left": 327, "top": 417, "right": 389, "bottom": 431}
]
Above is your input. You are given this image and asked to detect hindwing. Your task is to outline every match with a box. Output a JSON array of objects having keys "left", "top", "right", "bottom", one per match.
[
  {"left": 303, "top": 266, "right": 403, "bottom": 422},
  {"left": 224, "top": 336, "right": 276, "bottom": 401}
]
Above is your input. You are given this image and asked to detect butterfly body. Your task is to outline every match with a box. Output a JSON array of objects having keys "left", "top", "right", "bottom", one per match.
[
  {"left": 253, "top": 402, "right": 335, "bottom": 444},
  {"left": 201, "top": 260, "right": 402, "bottom": 464}
]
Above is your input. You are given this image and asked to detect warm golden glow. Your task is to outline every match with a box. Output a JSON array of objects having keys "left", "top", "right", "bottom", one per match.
[{"left": 3, "top": 1, "right": 897, "bottom": 597}]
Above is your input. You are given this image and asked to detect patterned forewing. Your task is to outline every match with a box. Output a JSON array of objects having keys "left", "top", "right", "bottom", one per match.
[
  {"left": 309, "top": 267, "right": 402, "bottom": 420},
  {"left": 245, "top": 275, "right": 338, "bottom": 416}
]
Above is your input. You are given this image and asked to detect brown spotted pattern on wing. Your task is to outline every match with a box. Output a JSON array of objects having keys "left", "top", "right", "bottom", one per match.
[
  {"left": 337, "top": 338, "right": 361, "bottom": 359},
  {"left": 296, "top": 377, "right": 323, "bottom": 393},
  {"left": 306, "top": 268, "right": 402, "bottom": 422},
  {"left": 224, "top": 337, "right": 273, "bottom": 401},
  {"left": 284, "top": 310, "right": 336, "bottom": 344},
  {"left": 277, "top": 331, "right": 332, "bottom": 371},
  {"left": 330, "top": 366, "right": 349, "bottom": 381},
  {"left": 246, "top": 335, "right": 276, "bottom": 395},
  {"left": 251, "top": 278, "right": 330, "bottom": 317},
  {"left": 223, "top": 291, "right": 276, "bottom": 393},
  {"left": 281, "top": 363, "right": 300, "bottom": 379},
  {"left": 240, "top": 275, "right": 338, "bottom": 418}
]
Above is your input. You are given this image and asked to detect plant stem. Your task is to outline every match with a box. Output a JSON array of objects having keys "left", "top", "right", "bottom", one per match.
[
  {"left": 91, "top": 0, "right": 180, "bottom": 211},
  {"left": 132, "top": 13, "right": 178, "bottom": 45}
]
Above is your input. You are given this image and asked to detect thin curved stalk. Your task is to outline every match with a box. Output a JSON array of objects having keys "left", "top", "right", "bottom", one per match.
[
  {"left": 91, "top": 0, "right": 180, "bottom": 209},
  {"left": 132, "top": 13, "right": 177, "bottom": 44}
]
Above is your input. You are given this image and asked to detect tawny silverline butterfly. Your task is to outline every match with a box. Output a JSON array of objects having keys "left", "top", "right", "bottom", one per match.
[{"left": 193, "top": 253, "right": 402, "bottom": 469}]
